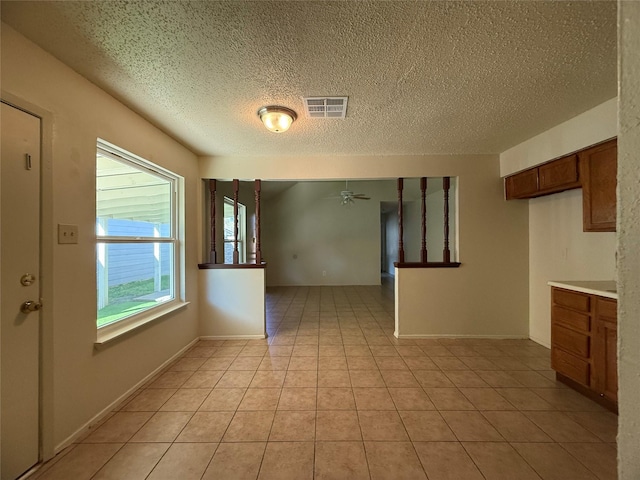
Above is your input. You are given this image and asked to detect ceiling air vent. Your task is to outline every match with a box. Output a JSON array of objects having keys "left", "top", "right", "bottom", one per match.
[{"left": 303, "top": 97, "right": 348, "bottom": 119}]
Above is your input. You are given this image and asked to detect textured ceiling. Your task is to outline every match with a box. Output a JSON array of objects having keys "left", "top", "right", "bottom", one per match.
[{"left": 1, "top": 1, "right": 617, "bottom": 157}]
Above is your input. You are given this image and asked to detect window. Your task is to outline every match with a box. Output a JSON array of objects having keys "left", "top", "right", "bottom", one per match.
[
  {"left": 96, "top": 141, "right": 183, "bottom": 333},
  {"left": 223, "top": 196, "right": 246, "bottom": 263}
]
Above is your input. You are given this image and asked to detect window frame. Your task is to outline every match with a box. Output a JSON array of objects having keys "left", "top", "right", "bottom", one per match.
[
  {"left": 223, "top": 196, "right": 246, "bottom": 264},
  {"left": 95, "top": 139, "right": 186, "bottom": 344}
]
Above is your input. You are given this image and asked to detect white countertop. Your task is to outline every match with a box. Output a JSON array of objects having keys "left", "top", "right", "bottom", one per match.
[{"left": 548, "top": 280, "right": 617, "bottom": 300}]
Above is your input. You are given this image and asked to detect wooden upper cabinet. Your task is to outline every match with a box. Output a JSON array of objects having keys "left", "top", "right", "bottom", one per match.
[
  {"left": 539, "top": 154, "right": 580, "bottom": 191},
  {"left": 504, "top": 154, "right": 580, "bottom": 200},
  {"left": 505, "top": 168, "right": 538, "bottom": 199},
  {"left": 580, "top": 139, "right": 617, "bottom": 232},
  {"left": 505, "top": 138, "right": 617, "bottom": 232}
]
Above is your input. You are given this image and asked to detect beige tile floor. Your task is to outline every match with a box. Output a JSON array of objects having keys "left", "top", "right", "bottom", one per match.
[{"left": 32, "top": 286, "right": 617, "bottom": 480}]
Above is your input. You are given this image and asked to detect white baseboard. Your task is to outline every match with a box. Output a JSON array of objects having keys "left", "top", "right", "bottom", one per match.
[
  {"left": 528, "top": 335, "right": 551, "bottom": 349},
  {"left": 54, "top": 337, "right": 199, "bottom": 454},
  {"left": 200, "top": 334, "right": 266, "bottom": 340},
  {"left": 394, "top": 334, "right": 530, "bottom": 339},
  {"left": 266, "top": 283, "right": 381, "bottom": 287}
]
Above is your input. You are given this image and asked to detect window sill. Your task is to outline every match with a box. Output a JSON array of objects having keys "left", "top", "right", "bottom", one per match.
[
  {"left": 95, "top": 301, "right": 190, "bottom": 346},
  {"left": 394, "top": 262, "right": 461, "bottom": 268},
  {"left": 198, "top": 262, "right": 267, "bottom": 269}
]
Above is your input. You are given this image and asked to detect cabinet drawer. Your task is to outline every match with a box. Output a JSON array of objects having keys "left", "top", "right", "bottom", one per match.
[
  {"left": 596, "top": 297, "right": 617, "bottom": 320},
  {"left": 552, "top": 306, "right": 590, "bottom": 332},
  {"left": 553, "top": 288, "right": 590, "bottom": 312},
  {"left": 552, "top": 324, "right": 589, "bottom": 358},
  {"left": 552, "top": 348, "right": 590, "bottom": 386}
]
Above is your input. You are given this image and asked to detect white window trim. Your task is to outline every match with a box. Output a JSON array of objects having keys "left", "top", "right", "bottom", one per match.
[
  {"left": 95, "top": 301, "right": 189, "bottom": 345},
  {"left": 95, "top": 139, "right": 187, "bottom": 344}
]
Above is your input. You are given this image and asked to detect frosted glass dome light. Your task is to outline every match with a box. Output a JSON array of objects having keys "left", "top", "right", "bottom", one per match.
[{"left": 257, "top": 106, "right": 297, "bottom": 133}]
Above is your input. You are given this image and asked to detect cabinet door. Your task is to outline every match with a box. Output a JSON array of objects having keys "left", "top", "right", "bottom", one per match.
[
  {"left": 580, "top": 139, "right": 617, "bottom": 232},
  {"left": 592, "top": 298, "right": 618, "bottom": 402},
  {"left": 539, "top": 154, "right": 580, "bottom": 193},
  {"left": 505, "top": 168, "right": 538, "bottom": 199}
]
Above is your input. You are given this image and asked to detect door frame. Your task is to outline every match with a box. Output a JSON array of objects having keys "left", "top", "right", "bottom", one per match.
[{"left": 1, "top": 92, "right": 55, "bottom": 464}]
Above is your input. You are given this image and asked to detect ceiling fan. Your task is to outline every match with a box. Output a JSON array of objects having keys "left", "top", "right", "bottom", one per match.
[{"left": 336, "top": 180, "right": 370, "bottom": 205}]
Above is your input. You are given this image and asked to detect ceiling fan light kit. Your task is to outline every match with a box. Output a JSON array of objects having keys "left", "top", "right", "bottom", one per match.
[
  {"left": 257, "top": 105, "right": 297, "bottom": 133},
  {"left": 338, "top": 180, "right": 370, "bottom": 205}
]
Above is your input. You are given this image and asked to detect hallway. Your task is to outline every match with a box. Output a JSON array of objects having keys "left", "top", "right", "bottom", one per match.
[{"left": 31, "top": 286, "right": 617, "bottom": 479}]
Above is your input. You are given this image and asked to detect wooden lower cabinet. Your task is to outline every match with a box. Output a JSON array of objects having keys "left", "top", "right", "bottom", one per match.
[
  {"left": 551, "top": 287, "right": 617, "bottom": 411},
  {"left": 552, "top": 346, "right": 590, "bottom": 386},
  {"left": 592, "top": 297, "right": 618, "bottom": 403}
]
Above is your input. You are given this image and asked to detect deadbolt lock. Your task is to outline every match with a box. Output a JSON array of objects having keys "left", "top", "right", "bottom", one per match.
[{"left": 20, "top": 274, "right": 36, "bottom": 286}]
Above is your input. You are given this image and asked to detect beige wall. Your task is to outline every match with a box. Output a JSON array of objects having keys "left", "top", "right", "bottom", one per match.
[
  {"left": 1, "top": 25, "right": 201, "bottom": 451},
  {"left": 199, "top": 269, "right": 265, "bottom": 338},
  {"left": 500, "top": 100, "right": 618, "bottom": 347},
  {"left": 201, "top": 154, "right": 529, "bottom": 337},
  {"left": 392, "top": 163, "right": 528, "bottom": 337},
  {"left": 618, "top": 2, "right": 640, "bottom": 478}
]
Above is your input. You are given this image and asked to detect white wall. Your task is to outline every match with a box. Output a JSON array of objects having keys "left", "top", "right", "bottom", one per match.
[
  {"left": 500, "top": 99, "right": 618, "bottom": 347},
  {"left": 618, "top": 2, "right": 640, "bottom": 477},
  {"left": 403, "top": 198, "right": 421, "bottom": 262},
  {"left": 383, "top": 209, "right": 399, "bottom": 273},
  {"left": 529, "top": 190, "right": 616, "bottom": 346},
  {"left": 500, "top": 97, "right": 617, "bottom": 177},
  {"left": 1, "top": 25, "right": 201, "bottom": 451},
  {"left": 262, "top": 180, "right": 394, "bottom": 286},
  {"left": 201, "top": 154, "right": 529, "bottom": 338}
]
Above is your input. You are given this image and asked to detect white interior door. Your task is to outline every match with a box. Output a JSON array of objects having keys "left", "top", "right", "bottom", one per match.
[{"left": 1, "top": 102, "right": 41, "bottom": 480}]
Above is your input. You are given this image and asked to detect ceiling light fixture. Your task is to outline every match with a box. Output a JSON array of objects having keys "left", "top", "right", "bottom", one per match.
[{"left": 257, "top": 105, "right": 297, "bottom": 133}]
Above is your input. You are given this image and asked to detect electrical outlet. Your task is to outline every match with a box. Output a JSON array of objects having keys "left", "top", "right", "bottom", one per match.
[
  {"left": 58, "top": 224, "right": 78, "bottom": 244},
  {"left": 322, "top": 270, "right": 327, "bottom": 276}
]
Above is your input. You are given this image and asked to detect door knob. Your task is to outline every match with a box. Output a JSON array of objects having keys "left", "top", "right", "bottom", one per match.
[{"left": 21, "top": 300, "right": 42, "bottom": 314}]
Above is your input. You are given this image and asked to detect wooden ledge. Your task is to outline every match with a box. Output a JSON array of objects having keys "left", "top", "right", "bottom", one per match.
[
  {"left": 394, "top": 262, "right": 461, "bottom": 268},
  {"left": 198, "top": 262, "right": 267, "bottom": 269}
]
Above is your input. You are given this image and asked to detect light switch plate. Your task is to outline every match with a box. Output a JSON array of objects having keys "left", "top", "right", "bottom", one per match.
[{"left": 58, "top": 224, "right": 78, "bottom": 244}]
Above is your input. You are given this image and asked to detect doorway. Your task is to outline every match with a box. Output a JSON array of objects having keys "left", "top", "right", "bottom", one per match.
[
  {"left": 1, "top": 102, "right": 42, "bottom": 480},
  {"left": 380, "top": 202, "right": 398, "bottom": 290}
]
